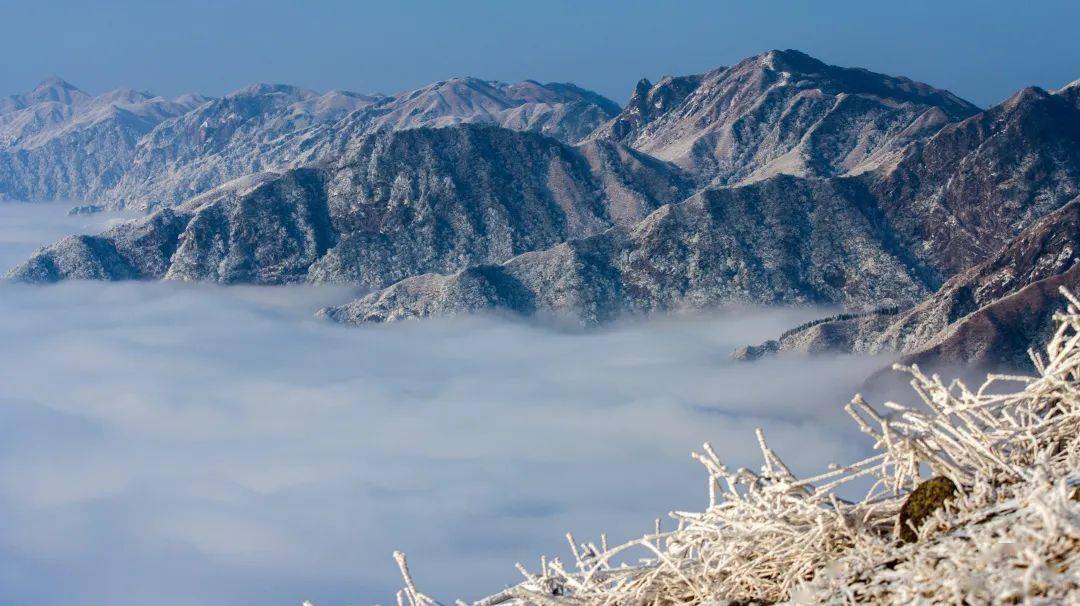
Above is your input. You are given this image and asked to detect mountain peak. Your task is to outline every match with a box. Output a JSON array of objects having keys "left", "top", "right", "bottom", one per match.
[
  {"left": 758, "top": 49, "right": 825, "bottom": 73},
  {"left": 228, "top": 83, "right": 315, "bottom": 99},
  {"left": 592, "top": 50, "right": 980, "bottom": 183},
  {"left": 35, "top": 75, "right": 80, "bottom": 90},
  {"left": 999, "top": 86, "right": 1052, "bottom": 112},
  {"left": 25, "top": 76, "right": 89, "bottom": 106},
  {"left": 633, "top": 78, "right": 653, "bottom": 96}
]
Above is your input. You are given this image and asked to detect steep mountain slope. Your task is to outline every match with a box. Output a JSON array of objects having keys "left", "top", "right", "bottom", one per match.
[
  {"left": 320, "top": 74, "right": 1080, "bottom": 328},
  {"left": 589, "top": 49, "right": 980, "bottom": 185},
  {"left": 0, "top": 78, "right": 207, "bottom": 201},
  {"left": 319, "top": 176, "right": 934, "bottom": 325},
  {"left": 106, "top": 78, "right": 618, "bottom": 212},
  {"left": 738, "top": 196, "right": 1080, "bottom": 369},
  {"left": 100, "top": 83, "right": 383, "bottom": 209},
  {"left": 733, "top": 79, "right": 1080, "bottom": 365},
  {"left": 868, "top": 85, "right": 1080, "bottom": 277},
  {"left": 7, "top": 125, "right": 690, "bottom": 286}
]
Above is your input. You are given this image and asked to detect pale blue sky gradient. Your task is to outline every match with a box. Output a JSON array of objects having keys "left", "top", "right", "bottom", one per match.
[{"left": 2, "top": 0, "right": 1078, "bottom": 108}]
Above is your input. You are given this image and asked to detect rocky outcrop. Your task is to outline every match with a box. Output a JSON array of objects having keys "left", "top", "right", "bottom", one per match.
[
  {"left": 898, "top": 476, "right": 958, "bottom": 544},
  {"left": 590, "top": 49, "right": 980, "bottom": 185},
  {"left": 320, "top": 176, "right": 935, "bottom": 324},
  {"left": 7, "top": 125, "right": 690, "bottom": 286}
]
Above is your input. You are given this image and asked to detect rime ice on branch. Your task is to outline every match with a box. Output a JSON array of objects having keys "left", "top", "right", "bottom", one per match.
[{"left": 393, "top": 288, "right": 1080, "bottom": 605}]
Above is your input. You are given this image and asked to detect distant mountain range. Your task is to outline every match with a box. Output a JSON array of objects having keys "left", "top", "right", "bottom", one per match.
[
  {"left": 6, "top": 50, "right": 1080, "bottom": 371},
  {"left": 0, "top": 75, "right": 619, "bottom": 208}
]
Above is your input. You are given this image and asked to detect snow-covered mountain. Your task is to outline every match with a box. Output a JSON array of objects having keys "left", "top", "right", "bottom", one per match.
[
  {"left": 8, "top": 51, "right": 1079, "bottom": 369},
  {"left": 318, "top": 175, "right": 934, "bottom": 325},
  {"left": 867, "top": 84, "right": 1080, "bottom": 277},
  {"left": 319, "top": 66, "right": 1080, "bottom": 332},
  {"left": 0, "top": 76, "right": 621, "bottom": 209},
  {"left": 8, "top": 125, "right": 689, "bottom": 286},
  {"left": 0, "top": 78, "right": 208, "bottom": 201},
  {"left": 736, "top": 195, "right": 1080, "bottom": 370},
  {"left": 589, "top": 49, "right": 980, "bottom": 184}
]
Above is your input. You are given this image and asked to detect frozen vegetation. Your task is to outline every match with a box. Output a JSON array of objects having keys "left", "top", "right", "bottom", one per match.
[{"left": 387, "top": 291, "right": 1080, "bottom": 605}]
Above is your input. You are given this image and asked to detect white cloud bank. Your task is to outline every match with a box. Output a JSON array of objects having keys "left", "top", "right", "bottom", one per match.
[{"left": 0, "top": 203, "right": 890, "bottom": 605}]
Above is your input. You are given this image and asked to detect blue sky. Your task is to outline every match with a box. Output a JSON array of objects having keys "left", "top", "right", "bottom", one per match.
[{"left": 1, "top": 0, "right": 1077, "bottom": 108}]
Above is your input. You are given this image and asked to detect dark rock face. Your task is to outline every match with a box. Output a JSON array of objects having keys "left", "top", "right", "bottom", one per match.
[
  {"left": 7, "top": 125, "right": 690, "bottom": 287},
  {"left": 0, "top": 79, "right": 207, "bottom": 202},
  {"left": 899, "top": 477, "right": 958, "bottom": 544},
  {"left": 321, "top": 176, "right": 936, "bottom": 324},
  {"left": 590, "top": 49, "right": 980, "bottom": 185},
  {"left": 744, "top": 197, "right": 1080, "bottom": 369},
  {"left": 869, "top": 86, "right": 1080, "bottom": 278}
]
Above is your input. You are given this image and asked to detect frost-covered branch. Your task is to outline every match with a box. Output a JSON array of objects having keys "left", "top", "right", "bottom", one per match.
[{"left": 392, "top": 288, "right": 1080, "bottom": 605}]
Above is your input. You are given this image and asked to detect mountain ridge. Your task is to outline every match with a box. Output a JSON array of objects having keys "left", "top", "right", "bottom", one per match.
[
  {"left": 588, "top": 49, "right": 981, "bottom": 185},
  {"left": 0, "top": 75, "right": 622, "bottom": 209},
  {"left": 6, "top": 50, "right": 1078, "bottom": 371},
  {"left": 7, "top": 124, "right": 690, "bottom": 287},
  {"left": 318, "top": 59, "right": 1079, "bottom": 330}
]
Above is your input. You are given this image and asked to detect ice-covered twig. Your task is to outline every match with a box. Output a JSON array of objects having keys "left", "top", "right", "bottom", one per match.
[{"left": 393, "top": 288, "right": 1080, "bottom": 605}]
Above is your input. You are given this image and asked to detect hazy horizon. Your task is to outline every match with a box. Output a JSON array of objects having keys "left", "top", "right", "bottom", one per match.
[{"left": 2, "top": 1, "right": 1078, "bottom": 108}]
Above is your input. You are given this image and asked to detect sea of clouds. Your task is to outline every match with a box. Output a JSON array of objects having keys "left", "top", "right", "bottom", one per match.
[{"left": 0, "top": 203, "right": 892, "bottom": 605}]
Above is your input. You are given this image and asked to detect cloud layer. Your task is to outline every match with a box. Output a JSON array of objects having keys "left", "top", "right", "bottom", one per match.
[{"left": 0, "top": 204, "right": 890, "bottom": 605}]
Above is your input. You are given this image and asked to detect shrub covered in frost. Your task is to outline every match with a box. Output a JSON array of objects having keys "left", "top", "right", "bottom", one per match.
[{"left": 387, "top": 289, "right": 1080, "bottom": 605}]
